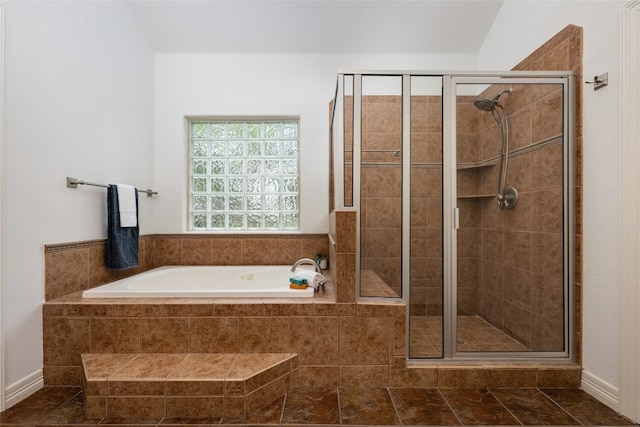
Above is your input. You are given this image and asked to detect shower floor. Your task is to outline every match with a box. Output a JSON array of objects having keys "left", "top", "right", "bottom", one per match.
[{"left": 410, "top": 315, "right": 529, "bottom": 357}]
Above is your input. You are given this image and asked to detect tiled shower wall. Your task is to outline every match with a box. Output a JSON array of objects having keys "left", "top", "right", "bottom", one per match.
[
  {"left": 517, "top": 25, "right": 583, "bottom": 359},
  {"left": 468, "top": 25, "right": 583, "bottom": 352},
  {"left": 360, "top": 95, "right": 403, "bottom": 296},
  {"left": 466, "top": 85, "right": 566, "bottom": 351},
  {"left": 410, "top": 95, "right": 444, "bottom": 315},
  {"left": 343, "top": 94, "right": 404, "bottom": 296}
]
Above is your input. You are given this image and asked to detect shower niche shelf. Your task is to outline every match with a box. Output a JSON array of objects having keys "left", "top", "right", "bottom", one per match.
[{"left": 456, "top": 161, "right": 496, "bottom": 199}]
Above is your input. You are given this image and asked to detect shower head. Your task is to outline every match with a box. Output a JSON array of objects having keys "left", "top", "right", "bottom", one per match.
[
  {"left": 473, "top": 87, "right": 513, "bottom": 111},
  {"left": 473, "top": 98, "right": 496, "bottom": 111}
]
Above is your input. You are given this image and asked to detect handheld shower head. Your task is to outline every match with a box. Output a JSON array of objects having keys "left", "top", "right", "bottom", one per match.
[
  {"left": 473, "top": 87, "right": 513, "bottom": 111},
  {"left": 471, "top": 86, "right": 518, "bottom": 210},
  {"left": 473, "top": 98, "right": 496, "bottom": 111}
]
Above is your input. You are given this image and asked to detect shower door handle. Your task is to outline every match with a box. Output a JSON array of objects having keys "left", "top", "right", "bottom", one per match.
[{"left": 453, "top": 207, "right": 460, "bottom": 230}]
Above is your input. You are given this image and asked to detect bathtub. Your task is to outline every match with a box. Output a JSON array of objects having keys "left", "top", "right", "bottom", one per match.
[{"left": 82, "top": 265, "right": 316, "bottom": 298}]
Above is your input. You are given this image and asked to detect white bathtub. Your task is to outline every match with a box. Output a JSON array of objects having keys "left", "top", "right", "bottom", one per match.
[{"left": 82, "top": 265, "right": 316, "bottom": 298}]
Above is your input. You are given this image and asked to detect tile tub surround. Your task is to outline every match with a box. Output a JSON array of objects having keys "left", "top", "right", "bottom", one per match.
[
  {"left": 43, "top": 281, "right": 581, "bottom": 390},
  {"left": 44, "top": 234, "right": 330, "bottom": 301},
  {"left": 42, "top": 286, "right": 412, "bottom": 388}
]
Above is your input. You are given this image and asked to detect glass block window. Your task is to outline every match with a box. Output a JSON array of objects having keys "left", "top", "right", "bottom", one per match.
[{"left": 189, "top": 119, "right": 300, "bottom": 231}]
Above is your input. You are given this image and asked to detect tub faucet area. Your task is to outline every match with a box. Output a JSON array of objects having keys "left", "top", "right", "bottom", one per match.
[{"left": 291, "top": 258, "right": 322, "bottom": 273}]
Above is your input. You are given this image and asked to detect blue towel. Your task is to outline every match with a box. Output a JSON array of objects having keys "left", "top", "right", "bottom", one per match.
[{"left": 106, "top": 185, "right": 139, "bottom": 270}]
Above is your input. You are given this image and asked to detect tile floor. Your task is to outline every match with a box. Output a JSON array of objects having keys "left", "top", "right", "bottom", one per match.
[{"left": 0, "top": 385, "right": 636, "bottom": 426}]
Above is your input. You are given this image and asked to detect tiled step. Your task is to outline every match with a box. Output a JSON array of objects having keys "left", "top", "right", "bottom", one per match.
[{"left": 81, "top": 353, "right": 297, "bottom": 419}]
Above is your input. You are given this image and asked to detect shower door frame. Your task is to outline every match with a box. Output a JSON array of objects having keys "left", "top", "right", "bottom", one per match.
[
  {"left": 443, "top": 75, "right": 576, "bottom": 362},
  {"left": 333, "top": 70, "right": 576, "bottom": 363}
]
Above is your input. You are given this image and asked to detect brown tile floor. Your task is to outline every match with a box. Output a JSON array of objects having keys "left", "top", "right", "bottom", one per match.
[{"left": 0, "top": 385, "right": 637, "bottom": 426}]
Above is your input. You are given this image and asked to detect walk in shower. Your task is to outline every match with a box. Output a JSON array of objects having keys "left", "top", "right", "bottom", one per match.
[{"left": 330, "top": 71, "right": 575, "bottom": 360}]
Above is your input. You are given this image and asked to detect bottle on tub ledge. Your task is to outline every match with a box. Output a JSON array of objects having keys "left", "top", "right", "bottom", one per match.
[{"left": 316, "top": 254, "right": 328, "bottom": 270}]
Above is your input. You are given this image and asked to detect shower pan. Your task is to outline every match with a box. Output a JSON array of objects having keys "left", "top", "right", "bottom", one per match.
[{"left": 330, "top": 71, "right": 575, "bottom": 361}]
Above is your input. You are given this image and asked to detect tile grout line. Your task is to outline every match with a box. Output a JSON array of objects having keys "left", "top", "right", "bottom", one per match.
[
  {"left": 385, "top": 387, "right": 403, "bottom": 425},
  {"left": 487, "top": 388, "right": 524, "bottom": 426},
  {"left": 279, "top": 389, "right": 288, "bottom": 426},
  {"left": 335, "top": 386, "right": 343, "bottom": 425},
  {"left": 436, "top": 388, "right": 465, "bottom": 426},
  {"left": 538, "top": 388, "right": 585, "bottom": 426}
]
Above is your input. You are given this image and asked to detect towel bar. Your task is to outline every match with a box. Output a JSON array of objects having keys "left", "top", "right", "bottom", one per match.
[{"left": 66, "top": 177, "right": 158, "bottom": 197}]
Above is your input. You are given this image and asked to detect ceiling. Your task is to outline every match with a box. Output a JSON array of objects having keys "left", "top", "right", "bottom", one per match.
[{"left": 131, "top": 0, "right": 504, "bottom": 54}]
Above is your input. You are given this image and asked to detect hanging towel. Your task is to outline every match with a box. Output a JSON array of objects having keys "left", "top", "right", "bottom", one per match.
[
  {"left": 115, "top": 184, "right": 137, "bottom": 227},
  {"left": 106, "top": 184, "right": 139, "bottom": 270},
  {"left": 292, "top": 269, "right": 325, "bottom": 290}
]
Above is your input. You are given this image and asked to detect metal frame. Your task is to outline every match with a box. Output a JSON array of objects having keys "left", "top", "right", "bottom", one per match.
[
  {"left": 402, "top": 75, "right": 412, "bottom": 307},
  {"left": 353, "top": 75, "right": 363, "bottom": 298},
  {"left": 442, "top": 75, "right": 457, "bottom": 359},
  {"left": 331, "top": 76, "right": 345, "bottom": 207},
  {"left": 448, "top": 75, "right": 575, "bottom": 361},
  {"left": 332, "top": 70, "right": 576, "bottom": 363}
]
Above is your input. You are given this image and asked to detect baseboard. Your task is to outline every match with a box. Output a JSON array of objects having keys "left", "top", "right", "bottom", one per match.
[
  {"left": 581, "top": 370, "right": 619, "bottom": 411},
  {"left": 4, "top": 369, "right": 43, "bottom": 409}
]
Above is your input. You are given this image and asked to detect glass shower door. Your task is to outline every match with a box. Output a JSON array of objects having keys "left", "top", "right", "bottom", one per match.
[
  {"left": 453, "top": 77, "right": 572, "bottom": 356},
  {"left": 348, "top": 73, "right": 446, "bottom": 358},
  {"left": 358, "top": 75, "right": 404, "bottom": 300},
  {"left": 408, "top": 76, "right": 444, "bottom": 358},
  {"left": 332, "top": 70, "right": 574, "bottom": 362}
]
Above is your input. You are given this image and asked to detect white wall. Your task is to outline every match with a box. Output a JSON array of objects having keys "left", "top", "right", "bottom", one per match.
[
  {"left": 478, "top": 0, "right": 626, "bottom": 395},
  {"left": 153, "top": 53, "right": 476, "bottom": 233},
  {"left": 2, "top": 1, "right": 154, "bottom": 392}
]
